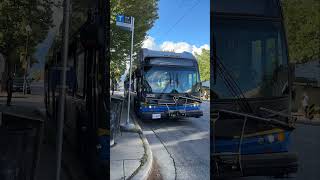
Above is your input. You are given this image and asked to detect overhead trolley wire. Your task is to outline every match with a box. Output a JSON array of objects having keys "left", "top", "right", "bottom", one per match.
[{"left": 163, "top": 0, "right": 201, "bottom": 36}]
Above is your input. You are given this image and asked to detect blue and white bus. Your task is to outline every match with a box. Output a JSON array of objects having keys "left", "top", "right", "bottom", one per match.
[
  {"left": 211, "top": 0, "right": 298, "bottom": 178},
  {"left": 125, "top": 48, "right": 203, "bottom": 120}
]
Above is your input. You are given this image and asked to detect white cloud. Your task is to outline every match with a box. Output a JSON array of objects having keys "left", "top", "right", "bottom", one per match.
[
  {"left": 142, "top": 36, "right": 209, "bottom": 55},
  {"left": 142, "top": 36, "right": 159, "bottom": 50},
  {"left": 160, "top": 41, "right": 192, "bottom": 53},
  {"left": 192, "top": 44, "right": 210, "bottom": 55}
]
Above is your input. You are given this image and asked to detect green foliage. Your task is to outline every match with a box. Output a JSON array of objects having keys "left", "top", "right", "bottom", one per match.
[
  {"left": 45, "top": 0, "right": 88, "bottom": 66},
  {"left": 0, "top": 0, "right": 54, "bottom": 69},
  {"left": 195, "top": 49, "right": 210, "bottom": 82},
  {"left": 70, "top": 0, "right": 91, "bottom": 35},
  {"left": 110, "top": 0, "right": 159, "bottom": 81},
  {"left": 282, "top": 0, "right": 320, "bottom": 63}
]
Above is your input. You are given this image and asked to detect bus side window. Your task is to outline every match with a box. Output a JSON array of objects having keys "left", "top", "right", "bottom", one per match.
[
  {"left": 138, "top": 77, "right": 141, "bottom": 95},
  {"left": 134, "top": 77, "right": 138, "bottom": 93},
  {"left": 76, "top": 53, "right": 85, "bottom": 97}
]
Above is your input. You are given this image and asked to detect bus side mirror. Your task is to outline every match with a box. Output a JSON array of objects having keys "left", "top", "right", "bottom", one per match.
[{"left": 196, "top": 82, "right": 202, "bottom": 92}]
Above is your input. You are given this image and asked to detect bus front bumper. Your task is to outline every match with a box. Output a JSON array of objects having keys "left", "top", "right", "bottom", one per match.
[
  {"left": 213, "top": 152, "right": 298, "bottom": 177},
  {"left": 140, "top": 110, "right": 203, "bottom": 120}
]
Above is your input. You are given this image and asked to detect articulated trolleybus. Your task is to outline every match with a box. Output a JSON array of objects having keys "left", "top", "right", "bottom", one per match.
[
  {"left": 125, "top": 48, "right": 203, "bottom": 120},
  {"left": 212, "top": 0, "right": 298, "bottom": 178}
]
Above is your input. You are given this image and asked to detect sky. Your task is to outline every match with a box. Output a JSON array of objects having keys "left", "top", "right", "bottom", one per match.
[
  {"left": 142, "top": 0, "right": 210, "bottom": 55},
  {"left": 119, "top": 0, "right": 210, "bottom": 86},
  {"left": 31, "top": 0, "right": 210, "bottom": 83},
  {"left": 31, "top": 4, "right": 63, "bottom": 72}
]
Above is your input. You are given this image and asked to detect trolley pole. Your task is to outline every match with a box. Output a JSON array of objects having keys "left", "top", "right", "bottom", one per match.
[
  {"left": 56, "top": 0, "right": 70, "bottom": 179},
  {"left": 123, "top": 16, "right": 135, "bottom": 131}
]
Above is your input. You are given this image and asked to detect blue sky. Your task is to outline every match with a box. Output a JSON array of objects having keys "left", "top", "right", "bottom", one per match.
[
  {"left": 143, "top": 0, "right": 210, "bottom": 54},
  {"left": 32, "top": 0, "right": 210, "bottom": 74},
  {"left": 31, "top": 5, "right": 63, "bottom": 71}
]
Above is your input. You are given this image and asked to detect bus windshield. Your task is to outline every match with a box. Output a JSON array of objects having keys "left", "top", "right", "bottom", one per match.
[
  {"left": 144, "top": 66, "right": 199, "bottom": 94},
  {"left": 214, "top": 19, "right": 289, "bottom": 98}
]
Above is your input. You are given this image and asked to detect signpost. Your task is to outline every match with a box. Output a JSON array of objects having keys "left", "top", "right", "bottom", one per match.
[
  {"left": 23, "top": 25, "right": 32, "bottom": 95},
  {"left": 116, "top": 15, "right": 136, "bottom": 131},
  {"left": 56, "top": 0, "right": 70, "bottom": 180}
]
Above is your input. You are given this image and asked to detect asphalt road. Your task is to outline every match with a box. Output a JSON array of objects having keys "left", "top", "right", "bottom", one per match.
[
  {"left": 235, "top": 124, "right": 320, "bottom": 180},
  {"left": 138, "top": 101, "right": 210, "bottom": 180}
]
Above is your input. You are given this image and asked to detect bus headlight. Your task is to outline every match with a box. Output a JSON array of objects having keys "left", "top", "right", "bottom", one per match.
[
  {"left": 277, "top": 132, "right": 285, "bottom": 142},
  {"left": 193, "top": 103, "right": 199, "bottom": 107},
  {"left": 258, "top": 137, "right": 265, "bottom": 144},
  {"left": 267, "top": 134, "right": 275, "bottom": 143}
]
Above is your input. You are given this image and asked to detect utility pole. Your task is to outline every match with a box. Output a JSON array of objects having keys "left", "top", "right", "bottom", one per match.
[{"left": 56, "top": 0, "right": 70, "bottom": 179}]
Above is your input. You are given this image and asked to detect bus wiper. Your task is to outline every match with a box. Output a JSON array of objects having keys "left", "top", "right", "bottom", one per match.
[
  {"left": 215, "top": 53, "right": 253, "bottom": 113},
  {"left": 170, "top": 89, "right": 179, "bottom": 93},
  {"left": 143, "top": 79, "right": 152, "bottom": 92}
]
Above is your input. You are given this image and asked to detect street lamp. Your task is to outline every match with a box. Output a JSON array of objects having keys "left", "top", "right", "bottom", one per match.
[{"left": 23, "top": 25, "right": 32, "bottom": 94}]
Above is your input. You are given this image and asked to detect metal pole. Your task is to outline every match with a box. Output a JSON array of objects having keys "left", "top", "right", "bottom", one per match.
[
  {"left": 124, "top": 17, "right": 135, "bottom": 130},
  {"left": 23, "top": 33, "right": 29, "bottom": 95},
  {"left": 56, "top": 0, "right": 70, "bottom": 179}
]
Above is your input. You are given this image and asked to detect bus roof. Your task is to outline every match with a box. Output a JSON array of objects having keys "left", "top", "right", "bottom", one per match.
[
  {"left": 212, "top": 0, "right": 281, "bottom": 18},
  {"left": 140, "top": 48, "right": 196, "bottom": 61}
]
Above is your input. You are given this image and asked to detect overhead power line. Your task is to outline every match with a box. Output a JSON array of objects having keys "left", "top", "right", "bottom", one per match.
[{"left": 163, "top": 0, "right": 201, "bottom": 36}]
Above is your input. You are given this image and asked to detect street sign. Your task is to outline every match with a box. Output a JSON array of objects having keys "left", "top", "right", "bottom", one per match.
[
  {"left": 116, "top": 15, "right": 133, "bottom": 31},
  {"left": 116, "top": 14, "right": 136, "bottom": 131}
]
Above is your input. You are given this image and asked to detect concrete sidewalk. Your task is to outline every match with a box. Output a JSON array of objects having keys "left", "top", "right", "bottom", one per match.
[
  {"left": 293, "top": 112, "right": 320, "bottom": 126},
  {"left": 295, "top": 116, "right": 320, "bottom": 126},
  {"left": 110, "top": 98, "right": 153, "bottom": 180}
]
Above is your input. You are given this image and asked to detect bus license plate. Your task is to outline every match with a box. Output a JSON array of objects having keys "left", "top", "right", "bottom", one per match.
[{"left": 152, "top": 114, "right": 161, "bottom": 119}]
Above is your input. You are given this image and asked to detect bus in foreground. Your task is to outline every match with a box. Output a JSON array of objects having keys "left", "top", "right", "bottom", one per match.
[
  {"left": 211, "top": 0, "right": 298, "bottom": 178},
  {"left": 44, "top": 10, "right": 109, "bottom": 179},
  {"left": 125, "top": 48, "right": 203, "bottom": 120}
]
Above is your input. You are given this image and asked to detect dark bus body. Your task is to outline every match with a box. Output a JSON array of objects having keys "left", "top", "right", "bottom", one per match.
[
  {"left": 44, "top": 17, "right": 109, "bottom": 179},
  {"left": 125, "top": 48, "right": 203, "bottom": 120},
  {"left": 211, "top": 0, "right": 298, "bottom": 178}
]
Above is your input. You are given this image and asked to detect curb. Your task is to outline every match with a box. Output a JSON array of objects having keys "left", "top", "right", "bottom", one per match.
[
  {"left": 129, "top": 111, "right": 153, "bottom": 180},
  {"left": 296, "top": 119, "right": 320, "bottom": 126}
]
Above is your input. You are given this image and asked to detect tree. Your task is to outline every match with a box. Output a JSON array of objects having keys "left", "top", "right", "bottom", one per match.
[
  {"left": 69, "top": 0, "right": 92, "bottom": 35},
  {"left": 0, "top": 0, "right": 54, "bottom": 89},
  {"left": 282, "top": 0, "right": 320, "bottom": 63},
  {"left": 195, "top": 49, "right": 210, "bottom": 82},
  {"left": 110, "top": 0, "right": 159, "bottom": 81}
]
